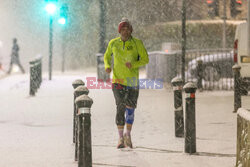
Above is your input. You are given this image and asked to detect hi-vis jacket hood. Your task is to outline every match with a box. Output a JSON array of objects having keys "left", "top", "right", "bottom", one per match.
[{"left": 104, "top": 36, "right": 149, "bottom": 86}]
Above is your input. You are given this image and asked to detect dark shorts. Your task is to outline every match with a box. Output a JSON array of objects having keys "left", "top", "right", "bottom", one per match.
[{"left": 112, "top": 83, "right": 139, "bottom": 126}]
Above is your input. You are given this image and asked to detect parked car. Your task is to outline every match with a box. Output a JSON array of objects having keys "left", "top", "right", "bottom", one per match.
[
  {"left": 234, "top": 22, "right": 250, "bottom": 78},
  {"left": 186, "top": 52, "right": 234, "bottom": 82},
  {"left": 234, "top": 22, "right": 250, "bottom": 94}
]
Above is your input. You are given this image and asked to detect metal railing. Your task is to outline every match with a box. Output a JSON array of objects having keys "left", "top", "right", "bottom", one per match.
[
  {"left": 147, "top": 48, "right": 234, "bottom": 90},
  {"left": 29, "top": 57, "right": 42, "bottom": 96},
  {"left": 236, "top": 108, "right": 250, "bottom": 167}
]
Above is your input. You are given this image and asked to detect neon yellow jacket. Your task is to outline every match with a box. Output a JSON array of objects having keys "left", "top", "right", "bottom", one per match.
[{"left": 104, "top": 36, "right": 149, "bottom": 86}]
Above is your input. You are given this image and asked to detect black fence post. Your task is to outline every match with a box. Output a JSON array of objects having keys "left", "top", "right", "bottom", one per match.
[
  {"left": 72, "top": 80, "right": 85, "bottom": 144},
  {"left": 197, "top": 60, "right": 203, "bottom": 91},
  {"left": 171, "top": 77, "right": 184, "bottom": 137},
  {"left": 232, "top": 65, "right": 241, "bottom": 113},
  {"left": 73, "top": 85, "right": 89, "bottom": 161},
  {"left": 183, "top": 82, "right": 197, "bottom": 154},
  {"left": 75, "top": 95, "right": 93, "bottom": 167}
]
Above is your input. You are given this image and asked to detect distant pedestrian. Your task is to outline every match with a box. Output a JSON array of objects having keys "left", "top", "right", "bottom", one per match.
[
  {"left": 7, "top": 38, "right": 25, "bottom": 74},
  {"left": 104, "top": 18, "right": 149, "bottom": 149}
]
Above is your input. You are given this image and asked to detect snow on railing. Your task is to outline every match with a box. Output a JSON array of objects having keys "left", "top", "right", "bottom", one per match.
[
  {"left": 238, "top": 108, "right": 250, "bottom": 121},
  {"left": 236, "top": 108, "right": 250, "bottom": 167}
]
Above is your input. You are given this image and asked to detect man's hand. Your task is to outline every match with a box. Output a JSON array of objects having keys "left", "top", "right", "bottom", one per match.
[
  {"left": 125, "top": 62, "right": 132, "bottom": 69},
  {"left": 105, "top": 68, "right": 111, "bottom": 73}
]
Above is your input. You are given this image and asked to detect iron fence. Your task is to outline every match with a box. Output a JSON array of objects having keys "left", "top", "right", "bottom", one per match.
[{"left": 147, "top": 48, "right": 234, "bottom": 90}]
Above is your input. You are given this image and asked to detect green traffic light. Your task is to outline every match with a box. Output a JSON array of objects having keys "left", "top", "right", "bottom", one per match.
[
  {"left": 58, "top": 4, "right": 68, "bottom": 25},
  {"left": 45, "top": 3, "right": 57, "bottom": 15},
  {"left": 58, "top": 18, "right": 66, "bottom": 25}
]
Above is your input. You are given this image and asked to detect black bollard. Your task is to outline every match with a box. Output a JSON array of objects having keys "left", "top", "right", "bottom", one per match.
[
  {"left": 197, "top": 60, "right": 203, "bottom": 91},
  {"left": 171, "top": 77, "right": 184, "bottom": 137},
  {"left": 73, "top": 85, "right": 89, "bottom": 161},
  {"left": 75, "top": 95, "right": 93, "bottom": 167},
  {"left": 183, "top": 82, "right": 197, "bottom": 154},
  {"left": 29, "top": 64, "right": 35, "bottom": 96},
  {"left": 72, "top": 80, "right": 85, "bottom": 144},
  {"left": 232, "top": 65, "right": 241, "bottom": 113},
  {"left": 29, "top": 58, "right": 42, "bottom": 96}
]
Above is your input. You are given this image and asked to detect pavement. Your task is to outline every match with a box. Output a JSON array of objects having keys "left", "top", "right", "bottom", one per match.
[{"left": 0, "top": 70, "right": 248, "bottom": 167}]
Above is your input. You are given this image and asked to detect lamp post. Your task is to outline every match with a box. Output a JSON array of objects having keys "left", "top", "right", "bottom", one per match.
[
  {"left": 45, "top": 0, "right": 58, "bottom": 80},
  {"left": 248, "top": 0, "right": 250, "bottom": 57},
  {"left": 49, "top": 16, "right": 53, "bottom": 80},
  {"left": 58, "top": 4, "right": 68, "bottom": 73},
  {"left": 222, "top": 0, "right": 227, "bottom": 49},
  {"left": 99, "top": 0, "right": 106, "bottom": 53},
  {"left": 181, "top": 0, "right": 186, "bottom": 83}
]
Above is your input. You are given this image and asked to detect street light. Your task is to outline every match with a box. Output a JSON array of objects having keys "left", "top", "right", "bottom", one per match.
[
  {"left": 206, "top": 0, "right": 219, "bottom": 17},
  {"left": 58, "top": 18, "right": 66, "bottom": 25},
  {"left": 45, "top": 3, "right": 57, "bottom": 15},
  {"left": 44, "top": 0, "right": 58, "bottom": 80},
  {"left": 57, "top": 4, "right": 68, "bottom": 72},
  {"left": 230, "top": 0, "right": 242, "bottom": 18}
]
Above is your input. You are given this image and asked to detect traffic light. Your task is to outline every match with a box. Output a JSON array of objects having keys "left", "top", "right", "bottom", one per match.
[
  {"left": 206, "top": 0, "right": 219, "bottom": 17},
  {"left": 44, "top": 0, "right": 58, "bottom": 15},
  {"left": 230, "top": 0, "right": 242, "bottom": 18},
  {"left": 58, "top": 4, "right": 68, "bottom": 25}
]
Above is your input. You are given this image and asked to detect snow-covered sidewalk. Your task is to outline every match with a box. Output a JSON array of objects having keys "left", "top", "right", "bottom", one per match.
[{"left": 0, "top": 72, "right": 240, "bottom": 167}]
